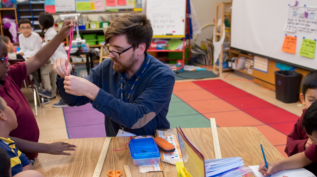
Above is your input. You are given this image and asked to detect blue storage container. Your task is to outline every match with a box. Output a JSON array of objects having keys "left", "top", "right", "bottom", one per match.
[{"left": 129, "top": 138, "right": 161, "bottom": 166}]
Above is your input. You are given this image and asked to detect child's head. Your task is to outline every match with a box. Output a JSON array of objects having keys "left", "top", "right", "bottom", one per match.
[
  {"left": 39, "top": 12, "right": 54, "bottom": 32},
  {"left": 0, "top": 148, "right": 11, "bottom": 177},
  {"left": 0, "top": 36, "right": 14, "bottom": 53},
  {"left": 303, "top": 100, "right": 317, "bottom": 145},
  {"left": 0, "top": 97, "right": 18, "bottom": 131},
  {"left": 300, "top": 71, "right": 317, "bottom": 109},
  {"left": 18, "top": 19, "right": 33, "bottom": 38},
  {"left": 0, "top": 41, "right": 9, "bottom": 82}
]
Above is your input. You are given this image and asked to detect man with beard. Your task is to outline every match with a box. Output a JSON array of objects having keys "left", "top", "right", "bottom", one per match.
[{"left": 53, "top": 13, "right": 175, "bottom": 136}]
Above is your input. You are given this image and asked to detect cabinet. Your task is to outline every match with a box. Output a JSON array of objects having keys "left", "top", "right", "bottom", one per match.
[{"left": 16, "top": 1, "right": 45, "bottom": 32}]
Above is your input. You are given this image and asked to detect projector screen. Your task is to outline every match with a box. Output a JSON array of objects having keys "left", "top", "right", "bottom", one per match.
[{"left": 231, "top": 0, "right": 317, "bottom": 70}]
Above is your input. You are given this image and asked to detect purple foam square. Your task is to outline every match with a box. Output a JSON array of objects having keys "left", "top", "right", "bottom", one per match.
[
  {"left": 64, "top": 109, "right": 104, "bottom": 127},
  {"left": 67, "top": 124, "right": 106, "bottom": 139},
  {"left": 63, "top": 103, "right": 95, "bottom": 113}
]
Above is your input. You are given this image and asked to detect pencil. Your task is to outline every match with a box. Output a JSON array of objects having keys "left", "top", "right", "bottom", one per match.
[{"left": 260, "top": 144, "right": 271, "bottom": 177}]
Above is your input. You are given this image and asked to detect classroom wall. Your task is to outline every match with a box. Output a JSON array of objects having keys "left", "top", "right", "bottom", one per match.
[
  {"left": 53, "top": 0, "right": 232, "bottom": 46},
  {"left": 191, "top": 0, "right": 232, "bottom": 45}
]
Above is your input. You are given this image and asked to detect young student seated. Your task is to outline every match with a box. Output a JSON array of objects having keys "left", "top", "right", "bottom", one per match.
[
  {"left": 0, "top": 36, "right": 23, "bottom": 60},
  {"left": 284, "top": 71, "right": 317, "bottom": 174},
  {"left": 0, "top": 96, "right": 74, "bottom": 176},
  {"left": 0, "top": 146, "right": 44, "bottom": 177},
  {"left": 17, "top": 19, "right": 42, "bottom": 58},
  {"left": 0, "top": 20, "right": 74, "bottom": 160},
  {"left": 259, "top": 100, "right": 317, "bottom": 176}
]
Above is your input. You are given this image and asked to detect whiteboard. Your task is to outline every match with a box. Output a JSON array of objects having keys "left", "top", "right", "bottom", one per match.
[
  {"left": 146, "top": 0, "right": 186, "bottom": 38},
  {"left": 231, "top": 0, "right": 317, "bottom": 70}
]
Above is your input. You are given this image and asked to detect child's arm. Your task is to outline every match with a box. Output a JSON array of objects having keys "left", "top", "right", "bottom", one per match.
[
  {"left": 258, "top": 152, "right": 312, "bottom": 176},
  {"left": 11, "top": 137, "right": 76, "bottom": 155},
  {"left": 17, "top": 35, "right": 26, "bottom": 56},
  {"left": 285, "top": 117, "right": 309, "bottom": 156},
  {"left": 22, "top": 164, "right": 33, "bottom": 171},
  {"left": 25, "top": 21, "right": 73, "bottom": 76}
]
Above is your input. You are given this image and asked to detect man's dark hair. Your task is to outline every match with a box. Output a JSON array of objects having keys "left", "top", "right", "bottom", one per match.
[
  {"left": 303, "top": 100, "right": 317, "bottom": 135},
  {"left": 105, "top": 13, "right": 153, "bottom": 51},
  {"left": 0, "top": 36, "right": 9, "bottom": 44},
  {"left": 18, "top": 19, "right": 32, "bottom": 28},
  {"left": 39, "top": 12, "right": 54, "bottom": 34},
  {"left": 302, "top": 71, "right": 317, "bottom": 97},
  {"left": 0, "top": 148, "right": 11, "bottom": 177}
]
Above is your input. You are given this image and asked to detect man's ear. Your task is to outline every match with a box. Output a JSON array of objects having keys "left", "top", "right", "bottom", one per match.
[
  {"left": 300, "top": 93, "right": 305, "bottom": 106},
  {"left": 137, "top": 43, "right": 146, "bottom": 56},
  {"left": 0, "top": 110, "right": 6, "bottom": 121}
]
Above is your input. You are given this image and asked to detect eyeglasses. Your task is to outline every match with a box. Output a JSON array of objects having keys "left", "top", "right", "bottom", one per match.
[
  {"left": 104, "top": 44, "right": 133, "bottom": 58},
  {"left": 0, "top": 55, "right": 8, "bottom": 64},
  {"left": 19, "top": 27, "right": 32, "bottom": 30}
]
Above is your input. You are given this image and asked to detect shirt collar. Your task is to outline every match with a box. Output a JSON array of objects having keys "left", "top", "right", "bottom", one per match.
[
  {"left": 45, "top": 27, "right": 55, "bottom": 33},
  {"left": 121, "top": 52, "right": 150, "bottom": 80}
]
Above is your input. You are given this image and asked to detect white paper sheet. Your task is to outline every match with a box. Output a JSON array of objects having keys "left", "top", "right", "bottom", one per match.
[
  {"left": 254, "top": 56, "right": 268, "bottom": 73},
  {"left": 55, "top": 0, "right": 76, "bottom": 12},
  {"left": 249, "top": 165, "right": 315, "bottom": 177}
]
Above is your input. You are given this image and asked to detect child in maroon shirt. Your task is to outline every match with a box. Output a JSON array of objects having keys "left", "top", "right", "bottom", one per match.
[
  {"left": 259, "top": 100, "right": 317, "bottom": 175},
  {"left": 0, "top": 21, "right": 75, "bottom": 160},
  {"left": 284, "top": 71, "right": 317, "bottom": 174}
]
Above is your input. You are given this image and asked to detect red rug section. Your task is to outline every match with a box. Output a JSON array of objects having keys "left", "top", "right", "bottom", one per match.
[{"left": 193, "top": 80, "right": 299, "bottom": 135}]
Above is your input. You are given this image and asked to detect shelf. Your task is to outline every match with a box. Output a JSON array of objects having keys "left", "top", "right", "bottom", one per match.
[
  {"left": 32, "top": 9, "right": 45, "bottom": 11},
  {"left": 89, "top": 45, "right": 102, "bottom": 47},
  {"left": 18, "top": 9, "right": 31, "bottom": 11},
  {"left": 229, "top": 49, "right": 254, "bottom": 59},
  {"left": 237, "top": 69, "right": 253, "bottom": 76},
  {"left": 33, "top": 16, "right": 39, "bottom": 18},
  {"left": 214, "top": 65, "right": 233, "bottom": 71},
  {"left": 30, "top": 1, "right": 44, "bottom": 4},
  {"left": 20, "top": 16, "right": 32, "bottom": 18},
  {"left": 148, "top": 49, "right": 184, "bottom": 52},
  {"left": 0, "top": 8, "right": 16, "bottom": 11}
]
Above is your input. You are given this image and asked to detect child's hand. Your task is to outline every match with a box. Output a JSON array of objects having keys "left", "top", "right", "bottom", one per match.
[
  {"left": 59, "top": 20, "right": 74, "bottom": 39},
  {"left": 305, "top": 138, "right": 313, "bottom": 149},
  {"left": 47, "top": 142, "right": 76, "bottom": 155},
  {"left": 53, "top": 58, "right": 72, "bottom": 78},
  {"left": 258, "top": 161, "right": 279, "bottom": 176}
]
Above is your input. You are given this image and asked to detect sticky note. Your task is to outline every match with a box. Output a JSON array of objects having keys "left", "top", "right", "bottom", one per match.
[
  {"left": 117, "top": 0, "right": 126, "bottom": 5},
  {"left": 76, "top": 2, "right": 91, "bottom": 11},
  {"left": 127, "top": 0, "right": 134, "bottom": 6},
  {"left": 45, "top": 5, "right": 56, "bottom": 13},
  {"left": 106, "top": 0, "right": 115, "bottom": 6},
  {"left": 45, "top": 0, "right": 55, "bottom": 5},
  {"left": 281, "top": 36, "right": 297, "bottom": 54},
  {"left": 90, "top": 2, "right": 95, "bottom": 10},
  {"left": 299, "top": 39, "right": 316, "bottom": 59}
]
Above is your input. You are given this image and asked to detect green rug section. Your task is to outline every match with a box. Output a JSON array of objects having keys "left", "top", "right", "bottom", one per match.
[
  {"left": 167, "top": 94, "right": 210, "bottom": 128},
  {"left": 174, "top": 70, "right": 218, "bottom": 80}
]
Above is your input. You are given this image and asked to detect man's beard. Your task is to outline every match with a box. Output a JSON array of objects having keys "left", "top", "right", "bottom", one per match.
[{"left": 111, "top": 54, "right": 138, "bottom": 73}]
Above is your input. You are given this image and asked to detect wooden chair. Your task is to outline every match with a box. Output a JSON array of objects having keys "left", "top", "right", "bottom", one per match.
[
  {"left": 99, "top": 44, "right": 110, "bottom": 64},
  {"left": 8, "top": 59, "right": 43, "bottom": 116}
]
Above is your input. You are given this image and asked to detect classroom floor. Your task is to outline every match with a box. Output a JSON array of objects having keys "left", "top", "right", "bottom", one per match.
[{"left": 22, "top": 72, "right": 304, "bottom": 158}]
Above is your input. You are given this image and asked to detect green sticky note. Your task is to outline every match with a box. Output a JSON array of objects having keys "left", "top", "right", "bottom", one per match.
[
  {"left": 299, "top": 39, "right": 316, "bottom": 59},
  {"left": 76, "top": 2, "right": 91, "bottom": 11},
  {"left": 167, "top": 39, "right": 183, "bottom": 50}
]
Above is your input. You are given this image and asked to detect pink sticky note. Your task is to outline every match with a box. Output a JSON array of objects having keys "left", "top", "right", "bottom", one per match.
[
  {"left": 106, "top": 0, "right": 116, "bottom": 6},
  {"left": 45, "top": 5, "right": 56, "bottom": 14},
  {"left": 117, "top": 0, "right": 126, "bottom": 6}
]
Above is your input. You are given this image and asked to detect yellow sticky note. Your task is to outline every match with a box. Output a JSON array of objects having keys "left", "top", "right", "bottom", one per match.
[
  {"left": 91, "top": 2, "right": 95, "bottom": 10},
  {"left": 128, "top": 0, "right": 134, "bottom": 6},
  {"left": 299, "top": 38, "right": 316, "bottom": 59}
]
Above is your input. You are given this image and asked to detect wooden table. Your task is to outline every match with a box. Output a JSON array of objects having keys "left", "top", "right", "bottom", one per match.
[{"left": 34, "top": 127, "right": 284, "bottom": 177}]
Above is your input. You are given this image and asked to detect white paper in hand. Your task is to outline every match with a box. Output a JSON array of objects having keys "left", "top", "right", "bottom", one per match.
[{"left": 249, "top": 165, "right": 315, "bottom": 177}]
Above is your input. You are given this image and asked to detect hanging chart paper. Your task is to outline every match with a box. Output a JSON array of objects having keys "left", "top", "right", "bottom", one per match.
[
  {"left": 45, "top": 5, "right": 56, "bottom": 13},
  {"left": 76, "top": 0, "right": 105, "bottom": 12},
  {"left": 55, "top": 0, "right": 75, "bottom": 11},
  {"left": 44, "top": 0, "right": 55, "bottom": 5},
  {"left": 281, "top": 35, "right": 297, "bottom": 54},
  {"left": 299, "top": 38, "right": 316, "bottom": 59},
  {"left": 284, "top": 6, "right": 317, "bottom": 33},
  {"left": 106, "top": 0, "right": 134, "bottom": 9}
]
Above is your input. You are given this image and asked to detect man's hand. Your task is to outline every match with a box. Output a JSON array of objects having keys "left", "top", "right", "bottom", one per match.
[
  {"left": 59, "top": 20, "right": 74, "bottom": 39},
  {"left": 64, "top": 75, "right": 99, "bottom": 101},
  {"left": 53, "top": 58, "right": 72, "bottom": 78},
  {"left": 258, "top": 161, "right": 279, "bottom": 176},
  {"left": 47, "top": 142, "right": 76, "bottom": 155},
  {"left": 305, "top": 138, "right": 313, "bottom": 149}
]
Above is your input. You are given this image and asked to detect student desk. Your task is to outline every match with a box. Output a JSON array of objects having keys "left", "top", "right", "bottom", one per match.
[{"left": 34, "top": 127, "right": 284, "bottom": 177}]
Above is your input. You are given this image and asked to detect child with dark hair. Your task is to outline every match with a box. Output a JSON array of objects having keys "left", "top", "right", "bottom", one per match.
[
  {"left": 0, "top": 96, "right": 75, "bottom": 176},
  {"left": 284, "top": 71, "right": 317, "bottom": 174},
  {"left": 17, "top": 19, "right": 42, "bottom": 58},
  {"left": 0, "top": 147, "right": 11, "bottom": 177},
  {"left": 259, "top": 100, "right": 317, "bottom": 176},
  {"left": 38, "top": 12, "right": 67, "bottom": 107}
]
